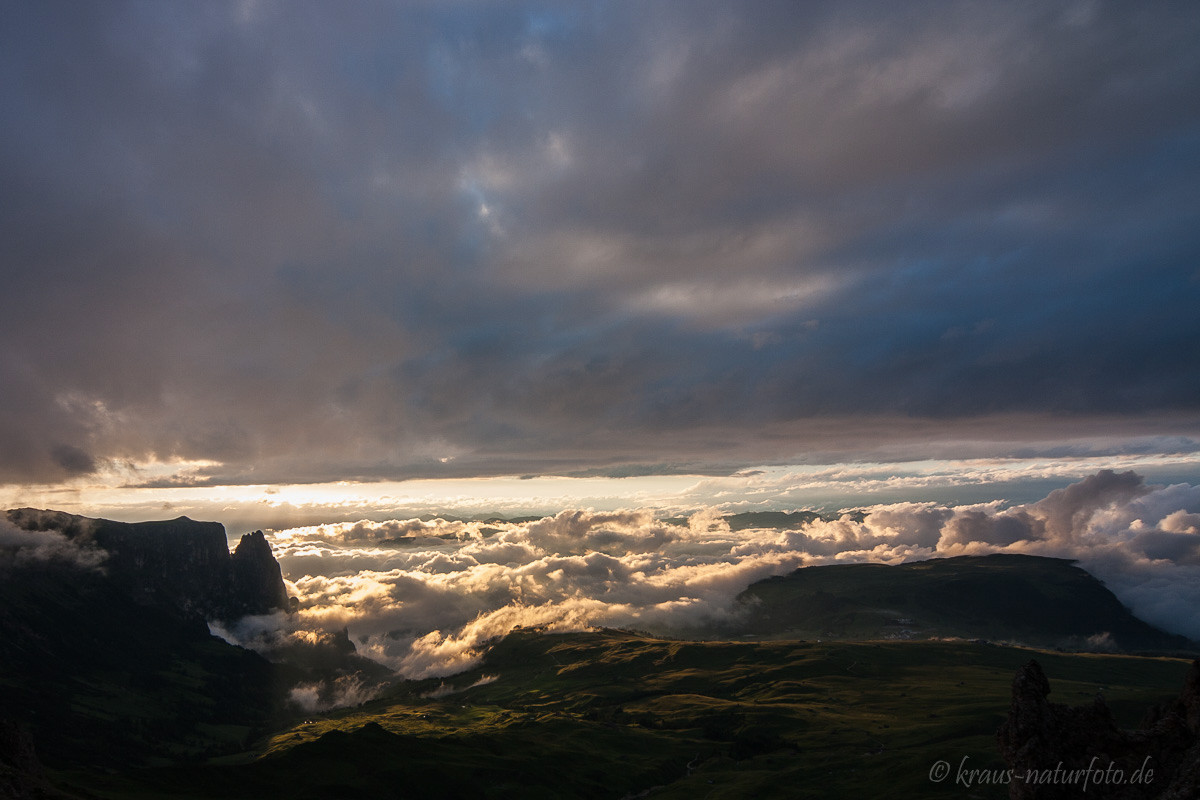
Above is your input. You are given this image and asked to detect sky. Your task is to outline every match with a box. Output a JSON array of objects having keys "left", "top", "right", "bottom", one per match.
[{"left": 2, "top": 1, "right": 1200, "bottom": 524}]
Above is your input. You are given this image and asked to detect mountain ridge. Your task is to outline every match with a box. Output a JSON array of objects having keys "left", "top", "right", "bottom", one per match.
[
  {"left": 730, "top": 553, "right": 1194, "bottom": 652},
  {"left": 5, "top": 507, "right": 292, "bottom": 621}
]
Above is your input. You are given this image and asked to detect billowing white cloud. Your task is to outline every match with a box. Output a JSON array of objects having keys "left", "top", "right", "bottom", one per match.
[
  {"left": 288, "top": 675, "right": 378, "bottom": 713},
  {"left": 218, "top": 471, "right": 1200, "bottom": 690}
]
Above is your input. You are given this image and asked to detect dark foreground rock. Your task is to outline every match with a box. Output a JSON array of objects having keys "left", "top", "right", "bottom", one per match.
[
  {"left": 997, "top": 659, "right": 1200, "bottom": 799},
  {"left": 0, "top": 720, "right": 68, "bottom": 800}
]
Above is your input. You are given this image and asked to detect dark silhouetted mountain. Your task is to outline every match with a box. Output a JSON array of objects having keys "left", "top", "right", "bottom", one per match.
[
  {"left": 997, "top": 659, "right": 1200, "bottom": 798},
  {"left": 0, "top": 510, "right": 291, "bottom": 770},
  {"left": 730, "top": 554, "right": 1195, "bottom": 652},
  {"left": 0, "top": 509, "right": 391, "bottom": 781},
  {"left": 229, "top": 529, "right": 294, "bottom": 617},
  {"left": 5, "top": 508, "right": 290, "bottom": 621}
]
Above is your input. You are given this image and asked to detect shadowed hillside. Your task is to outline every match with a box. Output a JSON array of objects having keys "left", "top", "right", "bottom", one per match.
[
  {"left": 99, "top": 631, "right": 1195, "bottom": 799},
  {"left": 729, "top": 554, "right": 1194, "bottom": 652}
]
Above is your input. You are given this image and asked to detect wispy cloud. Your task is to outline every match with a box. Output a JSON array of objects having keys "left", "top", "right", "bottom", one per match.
[{"left": 0, "top": 519, "right": 107, "bottom": 570}]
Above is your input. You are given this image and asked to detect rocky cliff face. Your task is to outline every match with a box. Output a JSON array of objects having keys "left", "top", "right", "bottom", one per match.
[
  {"left": 997, "top": 659, "right": 1200, "bottom": 799},
  {"left": 5, "top": 508, "right": 290, "bottom": 622},
  {"left": 229, "top": 529, "right": 293, "bottom": 618}
]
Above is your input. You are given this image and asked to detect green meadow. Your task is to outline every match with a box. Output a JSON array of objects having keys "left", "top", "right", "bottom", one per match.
[{"left": 68, "top": 630, "right": 1192, "bottom": 800}]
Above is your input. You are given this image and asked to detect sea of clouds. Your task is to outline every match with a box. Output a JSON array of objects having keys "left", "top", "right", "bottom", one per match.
[{"left": 209, "top": 470, "right": 1200, "bottom": 687}]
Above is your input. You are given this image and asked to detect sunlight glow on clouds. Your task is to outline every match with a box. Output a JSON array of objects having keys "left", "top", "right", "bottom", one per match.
[
  {"left": 3, "top": 451, "right": 1200, "bottom": 535},
  {"left": 628, "top": 274, "right": 842, "bottom": 327},
  {"left": 199, "top": 471, "right": 1200, "bottom": 686}
]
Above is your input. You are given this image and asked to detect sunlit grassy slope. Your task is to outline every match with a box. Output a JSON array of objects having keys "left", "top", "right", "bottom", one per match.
[{"left": 80, "top": 630, "right": 1192, "bottom": 800}]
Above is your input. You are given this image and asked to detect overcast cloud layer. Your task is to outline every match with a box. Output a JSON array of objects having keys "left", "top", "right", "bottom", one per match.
[
  {"left": 3, "top": 1, "right": 1200, "bottom": 486},
  {"left": 209, "top": 471, "right": 1200, "bottom": 686}
]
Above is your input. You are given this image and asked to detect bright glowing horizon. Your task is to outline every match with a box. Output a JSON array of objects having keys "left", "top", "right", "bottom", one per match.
[{"left": 5, "top": 452, "right": 1200, "bottom": 536}]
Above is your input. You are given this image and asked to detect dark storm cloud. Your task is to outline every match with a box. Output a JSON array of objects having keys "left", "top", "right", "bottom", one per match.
[
  {"left": 49, "top": 444, "right": 96, "bottom": 476},
  {"left": 2, "top": 0, "right": 1199, "bottom": 484}
]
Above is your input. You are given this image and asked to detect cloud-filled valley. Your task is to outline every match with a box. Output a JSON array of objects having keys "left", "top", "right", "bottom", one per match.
[{"left": 212, "top": 471, "right": 1200, "bottom": 688}]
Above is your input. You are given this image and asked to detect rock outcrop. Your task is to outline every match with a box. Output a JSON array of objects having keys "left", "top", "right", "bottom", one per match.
[
  {"left": 5, "top": 508, "right": 290, "bottom": 622},
  {"left": 0, "top": 720, "right": 67, "bottom": 800},
  {"left": 229, "top": 529, "right": 293, "bottom": 618},
  {"left": 997, "top": 659, "right": 1200, "bottom": 799}
]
